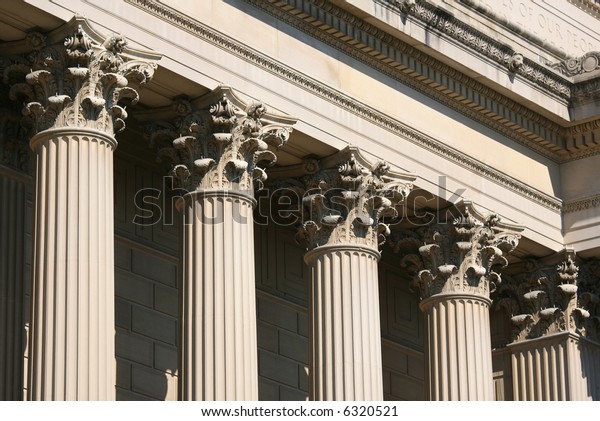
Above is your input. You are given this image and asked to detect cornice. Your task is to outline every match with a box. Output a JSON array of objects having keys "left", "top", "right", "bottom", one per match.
[
  {"left": 274, "top": 0, "right": 600, "bottom": 162},
  {"left": 124, "top": 0, "right": 562, "bottom": 212},
  {"left": 563, "top": 193, "right": 600, "bottom": 214},
  {"left": 568, "top": 0, "right": 600, "bottom": 20},
  {"left": 265, "top": 0, "right": 567, "bottom": 162},
  {"left": 388, "top": 0, "right": 571, "bottom": 95}
]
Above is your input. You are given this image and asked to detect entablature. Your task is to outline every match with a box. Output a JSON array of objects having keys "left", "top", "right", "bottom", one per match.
[{"left": 251, "top": 0, "right": 600, "bottom": 162}]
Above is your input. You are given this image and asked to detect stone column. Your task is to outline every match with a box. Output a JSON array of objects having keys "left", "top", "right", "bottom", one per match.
[
  {"left": 157, "top": 88, "right": 295, "bottom": 400},
  {"left": 494, "top": 253, "right": 600, "bottom": 400},
  {"left": 392, "top": 203, "right": 522, "bottom": 400},
  {"left": 0, "top": 106, "right": 30, "bottom": 400},
  {"left": 295, "top": 148, "right": 414, "bottom": 400},
  {"left": 5, "top": 21, "right": 156, "bottom": 400}
]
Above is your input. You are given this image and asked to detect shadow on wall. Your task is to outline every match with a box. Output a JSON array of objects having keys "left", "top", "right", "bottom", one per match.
[
  {"left": 221, "top": 0, "right": 561, "bottom": 197},
  {"left": 113, "top": 239, "right": 180, "bottom": 401}
]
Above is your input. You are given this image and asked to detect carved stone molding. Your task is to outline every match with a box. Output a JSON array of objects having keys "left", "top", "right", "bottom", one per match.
[
  {"left": 552, "top": 52, "right": 600, "bottom": 76},
  {"left": 153, "top": 86, "right": 296, "bottom": 195},
  {"left": 265, "top": 0, "right": 600, "bottom": 161},
  {"left": 567, "top": 0, "right": 600, "bottom": 21},
  {"left": 382, "top": 0, "right": 571, "bottom": 96},
  {"left": 563, "top": 193, "right": 600, "bottom": 214},
  {"left": 126, "top": 0, "right": 600, "bottom": 165},
  {"left": 2, "top": 17, "right": 158, "bottom": 139},
  {"left": 124, "top": 0, "right": 565, "bottom": 212},
  {"left": 291, "top": 147, "right": 415, "bottom": 252},
  {"left": 494, "top": 252, "right": 600, "bottom": 343},
  {"left": 389, "top": 202, "right": 523, "bottom": 301}
]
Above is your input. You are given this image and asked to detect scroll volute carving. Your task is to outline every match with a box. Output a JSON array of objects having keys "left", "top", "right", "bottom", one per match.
[
  {"left": 3, "top": 17, "right": 158, "bottom": 137},
  {"left": 493, "top": 253, "right": 600, "bottom": 343},
  {"left": 389, "top": 202, "right": 522, "bottom": 301},
  {"left": 295, "top": 147, "right": 415, "bottom": 251},
  {"left": 156, "top": 86, "right": 296, "bottom": 194}
]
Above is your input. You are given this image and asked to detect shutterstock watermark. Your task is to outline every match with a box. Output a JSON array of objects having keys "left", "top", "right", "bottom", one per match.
[{"left": 131, "top": 175, "right": 468, "bottom": 227}]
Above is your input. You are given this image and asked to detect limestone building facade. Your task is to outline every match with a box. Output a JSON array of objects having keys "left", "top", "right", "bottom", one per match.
[{"left": 1, "top": 0, "right": 600, "bottom": 401}]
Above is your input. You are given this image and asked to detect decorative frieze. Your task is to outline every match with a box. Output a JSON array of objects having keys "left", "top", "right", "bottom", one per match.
[
  {"left": 552, "top": 52, "right": 600, "bottom": 76},
  {"left": 494, "top": 253, "right": 600, "bottom": 343},
  {"left": 384, "top": 0, "right": 571, "bottom": 95},
  {"left": 4, "top": 19, "right": 156, "bottom": 137},
  {"left": 155, "top": 86, "right": 294, "bottom": 195},
  {"left": 390, "top": 202, "right": 522, "bottom": 301},
  {"left": 295, "top": 147, "right": 414, "bottom": 251}
]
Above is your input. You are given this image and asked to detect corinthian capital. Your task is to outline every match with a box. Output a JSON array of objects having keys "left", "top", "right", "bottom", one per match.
[
  {"left": 494, "top": 252, "right": 600, "bottom": 343},
  {"left": 390, "top": 202, "right": 523, "bottom": 301},
  {"left": 295, "top": 147, "right": 415, "bottom": 251},
  {"left": 154, "top": 86, "right": 297, "bottom": 193},
  {"left": 3, "top": 17, "right": 158, "bottom": 137}
]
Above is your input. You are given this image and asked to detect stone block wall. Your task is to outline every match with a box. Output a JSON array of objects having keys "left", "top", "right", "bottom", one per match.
[
  {"left": 114, "top": 239, "right": 178, "bottom": 401},
  {"left": 254, "top": 222, "right": 426, "bottom": 401},
  {"left": 112, "top": 131, "right": 180, "bottom": 400}
]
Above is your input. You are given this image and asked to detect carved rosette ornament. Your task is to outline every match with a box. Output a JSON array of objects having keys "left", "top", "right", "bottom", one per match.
[
  {"left": 392, "top": 202, "right": 523, "bottom": 301},
  {"left": 296, "top": 147, "right": 414, "bottom": 252},
  {"left": 494, "top": 253, "right": 600, "bottom": 343},
  {"left": 4, "top": 20, "right": 156, "bottom": 138},
  {"left": 158, "top": 87, "right": 294, "bottom": 196},
  {"left": 551, "top": 51, "right": 600, "bottom": 76}
]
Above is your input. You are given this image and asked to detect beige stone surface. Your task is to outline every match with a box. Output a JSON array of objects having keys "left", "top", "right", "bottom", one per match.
[
  {"left": 179, "top": 192, "right": 259, "bottom": 400},
  {"left": 28, "top": 130, "right": 117, "bottom": 400},
  {"left": 1, "top": 0, "right": 599, "bottom": 403}
]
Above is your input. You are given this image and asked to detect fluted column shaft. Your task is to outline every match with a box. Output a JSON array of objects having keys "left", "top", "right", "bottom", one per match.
[
  {"left": 0, "top": 166, "right": 27, "bottom": 400},
  {"left": 179, "top": 190, "right": 258, "bottom": 400},
  {"left": 421, "top": 294, "right": 494, "bottom": 400},
  {"left": 28, "top": 128, "right": 115, "bottom": 400},
  {"left": 306, "top": 245, "right": 383, "bottom": 401},
  {"left": 509, "top": 333, "right": 600, "bottom": 400}
]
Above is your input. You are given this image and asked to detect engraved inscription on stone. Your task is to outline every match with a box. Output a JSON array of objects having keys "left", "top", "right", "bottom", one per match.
[{"left": 465, "top": 0, "right": 600, "bottom": 55}]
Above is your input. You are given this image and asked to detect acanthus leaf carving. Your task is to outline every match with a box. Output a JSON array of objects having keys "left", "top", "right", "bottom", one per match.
[
  {"left": 4, "top": 18, "right": 158, "bottom": 137},
  {"left": 292, "top": 147, "right": 415, "bottom": 251},
  {"left": 389, "top": 201, "right": 523, "bottom": 301},
  {"left": 493, "top": 252, "right": 600, "bottom": 344},
  {"left": 154, "top": 86, "right": 296, "bottom": 194}
]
